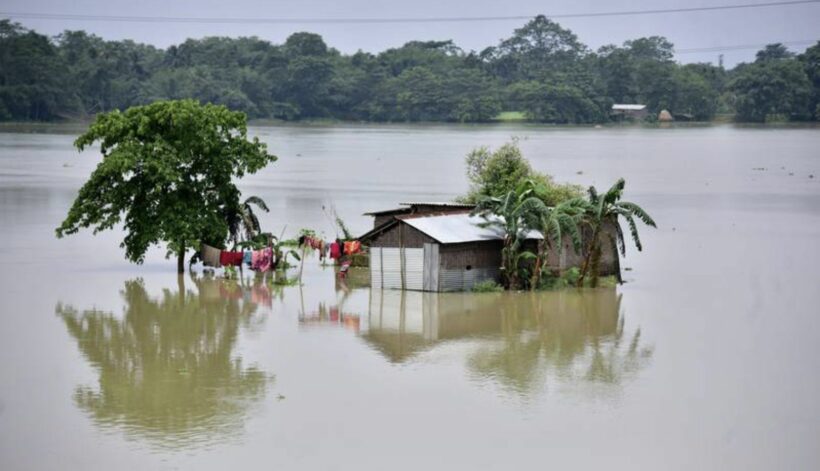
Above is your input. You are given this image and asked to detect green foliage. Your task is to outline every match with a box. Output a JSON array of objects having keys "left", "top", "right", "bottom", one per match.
[
  {"left": 462, "top": 141, "right": 582, "bottom": 205},
  {"left": 229, "top": 195, "right": 269, "bottom": 245},
  {"left": 335, "top": 215, "right": 353, "bottom": 241},
  {"left": 539, "top": 267, "right": 581, "bottom": 290},
  {"left": 509, "top": 81, "right": 606, "bottom": 123},
  {"left": 798, "top": 41, "right": 820, "bottom": 120},
  {"left": 729, "top": 54, "right": 813, "bottom": 122},
  {"left": 471, "top": 280, "right": 504, "bottom": 293},
  {"left": 1, "top": 20, "right": 817, "bottom": 124},
  {"left": 55, "top": 99, "right": 277, "bottom": 270},
  {"left": 466, "top": 142, "right": 657, "bottom": 291},
  {"left": 578, "top": 178, "right": 657, "bottom": 287}
]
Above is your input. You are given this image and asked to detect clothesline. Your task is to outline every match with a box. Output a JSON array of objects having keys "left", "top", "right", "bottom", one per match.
[{"left": 200, "top": 237, "right": 362, "bottom": 275}]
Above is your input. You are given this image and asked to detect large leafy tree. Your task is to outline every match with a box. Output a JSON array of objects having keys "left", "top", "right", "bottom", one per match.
[
  {"left": 462, "top": 141, "right": 581, "bottom": 205},
  {"left": 578, "top": 179, "right": 656, "bottom": 287},
  {"left": 484, "top": 15, "right": 588, "bottom": 83},
  {"left": 55, "top": 99, "right": 276, "bottom": 272},
  {"left": 728, "top": 57, "right": 812, "bottom": 122},
  {"left": 798, "top": 41, "right": 820, "bottom": 119}
]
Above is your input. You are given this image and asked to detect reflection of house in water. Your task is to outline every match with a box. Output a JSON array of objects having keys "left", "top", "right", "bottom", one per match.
[
  {"left": 363, "top": 288, "right": 652, "bottom": 394},
  {"left": 300, "top": 302, "right": 362, "bottom": 333},
  {"left": 56, "top": 275, "right": 273, "bottom": 449}
]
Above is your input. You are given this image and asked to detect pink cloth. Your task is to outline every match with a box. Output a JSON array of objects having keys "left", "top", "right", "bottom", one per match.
[{"left": 251, "top": 248, "right": 273, "bottom": 272}]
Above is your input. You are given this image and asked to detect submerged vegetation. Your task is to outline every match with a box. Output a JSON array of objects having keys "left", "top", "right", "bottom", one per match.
[
  {"left": 1, "top": 17, "right": 818, "bottom": 124},
  {"left": 577, "top": 179, "right": 657, "bottom": 287},
  {"left": 471, "top": 280, "right": 504, "bottom": 293},
  {"left": 466, "top": 141, "right": 656, "bottom": 291}
]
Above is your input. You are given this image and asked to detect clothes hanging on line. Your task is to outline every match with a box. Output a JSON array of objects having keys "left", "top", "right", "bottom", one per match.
[
  {"left": 243, "top": 250, "right": 252, "bottom": 265},
  {"left": 201, "top": 244, "right": 222, "bottom": 268},
  {"left": 251, "top": 248, "right": 273, "bottom": 272},
  {"left": 329, "top": 242, "right": 341, "bottom": 260},
  {"left": 339, "top": 259, "right": 352, "bottom": 278},
  {"left": 220, "top": 251, "right": 244, "bottom": 266},
  {"left": 314, "top": 239, "right": 326, "bottom": 261},
  {"left": 344, "top": 240, "right": 361, "bottom": 256}
]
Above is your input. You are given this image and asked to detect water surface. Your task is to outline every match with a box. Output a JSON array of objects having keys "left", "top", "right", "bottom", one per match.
[{"left": 1, "top": 123, "right": 819, "bottom": 470}]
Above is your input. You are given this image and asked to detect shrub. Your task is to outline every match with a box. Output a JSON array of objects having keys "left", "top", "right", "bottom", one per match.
[{"left": 472, "top": 280, "right": 504, "bottom": 293}]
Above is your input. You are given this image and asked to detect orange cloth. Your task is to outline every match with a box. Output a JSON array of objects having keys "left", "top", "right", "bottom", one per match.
[{"left": 344, "top": 240, "right": 361, "bottom": 255}]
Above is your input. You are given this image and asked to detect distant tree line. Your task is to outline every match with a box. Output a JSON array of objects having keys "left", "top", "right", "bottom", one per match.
[{"left": 1, "top": 16, "right": 818, "bottom": 123}]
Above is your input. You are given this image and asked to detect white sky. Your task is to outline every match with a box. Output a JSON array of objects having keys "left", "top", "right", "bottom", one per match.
[{"left": 1, "top": 0, "right": 818, "bottom": 66}]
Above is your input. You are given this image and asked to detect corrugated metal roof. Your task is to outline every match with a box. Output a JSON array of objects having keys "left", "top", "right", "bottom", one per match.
[
  {"left": 612, "top": 104, "right": 647, "bottom": 111},
  {"left": 398, "top": 202, "right": 475, "bottom": 208},
  {"left": 402, "top": 213, "right": 542, "bottom": 244},
  {"left": 363, "top": 207, "right": 412, "bottom": 216},
  {"left": 364, "top": 202, "right": 474, "bottom": 216}
]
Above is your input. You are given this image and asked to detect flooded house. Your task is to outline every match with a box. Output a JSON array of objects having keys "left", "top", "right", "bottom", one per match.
[{"left": 359, "top": 203, "right": 620, "bottom": 292}]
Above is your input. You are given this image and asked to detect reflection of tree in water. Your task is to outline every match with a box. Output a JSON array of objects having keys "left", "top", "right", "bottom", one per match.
[
  {"left": 56, "top": 275, "right": 272, "bottom": 448},
  {"left": 467, "top": 290, "right": 653, "bottom": 395}
]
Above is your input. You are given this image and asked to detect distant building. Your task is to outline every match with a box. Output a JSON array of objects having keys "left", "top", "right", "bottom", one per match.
[
  {"left": 611, "top": 104, "right": 648, "bottom": 120},
  {"left": 360, "top": 205, "right": 620, "bottom": 292}
]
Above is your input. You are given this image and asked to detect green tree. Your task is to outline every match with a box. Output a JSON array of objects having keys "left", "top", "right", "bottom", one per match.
[
  {"left": 0, "top": 20, "right": 73, "bottom": 120},
  {"left": 672, "top": 66, "right": 719, "bottom": 120},
  {"left": 484, "top": 15, "right": 588, "bottom": 83},
  {"left": 55, "top": 100, "right": 276, "bottom": 272},
  {"left": 798, "top": 41, "right": 820, "bottom": 119},
  {"left": 509, "top": 81, "right": 605, "bottom": 123},
  {"left": 462, "top": 141, "right": 581, "bottom": 205},
  {"left": 755, "top": 43, "right": 794, "bottom": 62},
  {"left": 728, "top": 57, "right": 812, "bottom": 122},
  {"left": 578, "top": 179, "right": 656, "bottom": 287}
]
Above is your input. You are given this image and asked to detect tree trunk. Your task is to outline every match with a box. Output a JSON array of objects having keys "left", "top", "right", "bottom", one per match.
[
  {"left": 590, "top": 244, "right": 602, "bottom": 288},
  {"left": 177, "top": 240, "right": 185, "bottom": 274},
  {"left": 530, "top": 241, "right": 545, "bottom": 291},
  {"left": 578, "top": 227, "right": 598, "bottom": 287}
]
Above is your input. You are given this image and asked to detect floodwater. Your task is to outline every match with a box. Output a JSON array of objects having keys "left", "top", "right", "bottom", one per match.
[{"left": 1, "top": 123, "right": 819, "bottom": 470}]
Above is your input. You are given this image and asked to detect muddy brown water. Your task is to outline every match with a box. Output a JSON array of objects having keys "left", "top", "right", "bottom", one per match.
[{"left": 1, "top": 123, "right": 819, "bottom": 470}]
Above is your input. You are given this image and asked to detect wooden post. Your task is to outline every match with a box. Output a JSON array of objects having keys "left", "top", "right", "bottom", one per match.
[
  {"left": 399, "top": 223, "right": 406, "bottom": 290},
  {"left": 298, "top": 244, "right": 307, "bottom": 282}
]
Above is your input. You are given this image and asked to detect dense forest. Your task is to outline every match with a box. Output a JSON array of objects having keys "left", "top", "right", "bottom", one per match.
[{"left": 1, "top": 16, "right": 818, "bottom": 123}]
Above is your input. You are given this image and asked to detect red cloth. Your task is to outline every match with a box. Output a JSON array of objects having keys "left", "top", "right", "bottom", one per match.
[
  {"left": 219, "top": 251, "right": 244, "bottom": 266},
  {"left": 329, "top": 242, "right": 341, "bottom": 259}
]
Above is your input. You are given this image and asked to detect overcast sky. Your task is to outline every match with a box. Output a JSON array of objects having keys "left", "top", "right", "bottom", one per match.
[{"left": 1, "top": 0, "right": 818, "bottom": 66}]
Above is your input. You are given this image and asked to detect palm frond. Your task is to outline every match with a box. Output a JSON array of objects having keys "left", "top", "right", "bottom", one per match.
[
  {"left": 618, "top": 201, "right": 657, "bottom": 228},
  {"left": 603, "top": 178, "right": 626, "bottom": 205},
  {"left": 586, "top": 185, "right": 598, "bottom": 205},
  {"left": 244, "top": 195, "right": 270, "bottom": 212},
  {"left": 517, "top": 250, "right": 538, "bottom": 261},
  {"left": 624, "top": 214, "right": 643, "bottom": 251},
  {"left": 558, "top": 213, "right": 583, "bottom": 253},
  {"left": 546, "top": 216, "right": 563, "bottom": 254}
]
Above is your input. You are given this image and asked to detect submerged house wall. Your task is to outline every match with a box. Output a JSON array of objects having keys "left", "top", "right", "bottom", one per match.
[
  {"left": 535, "top": 221, "right": 620, "bottom": 277},
  {"left": 438, "top": 241, "right": 503, "bottom": 292}
]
